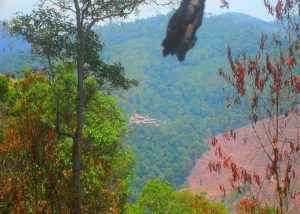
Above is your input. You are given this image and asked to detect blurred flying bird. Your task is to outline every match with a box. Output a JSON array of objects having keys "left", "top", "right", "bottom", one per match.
[
  {"left": 220, "top": 0, "right": 229, "bottom": 9},
  {"left": 162, "top": 0, "right": 230, "bottom": 62},
  {"left": 161, "top": 0, "right": 206, "bottom": 61}
]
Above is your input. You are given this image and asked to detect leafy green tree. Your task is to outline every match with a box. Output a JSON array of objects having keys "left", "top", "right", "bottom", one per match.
[
  {"left": 0, "top": 65, "right": 134, "bottom": 213},
  {"left": 10, "top": 9, "right": 137, "bottom": 91},
  {"left": 0, "top": 75, "right": 9, "bottom": 102},
  {"left": 138, "top": 179, "right": 175, "bottom": 214},
  {"left": 191, "top": 195, "right": 230, "bottom": 214},
  {"left": 9, "top": 0, "right": 145, "bottom": 210},
  {"left": 168, "top": 190, "right": 194, "bottom": 213},
  {"left": 0, "top": 70, "right": 63, "bottom": 212},
  {"left": 10, "top": 8, "right": 74, "bottom": 75},
  {"left": 130, "top": 179, "right": 230, "bottom": 214},
  {"left": 34, "top": 0, "right": 147, "bottom": 209}
]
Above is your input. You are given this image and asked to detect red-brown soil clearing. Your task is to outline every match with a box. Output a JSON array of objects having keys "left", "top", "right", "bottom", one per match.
[{"left": 188, "top": 114, "right": 300, "bottom": 212}]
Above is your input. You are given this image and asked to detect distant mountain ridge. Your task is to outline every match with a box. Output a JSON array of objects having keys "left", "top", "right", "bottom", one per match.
[
  {"left": 216, "top": 13, "right": 277, "bottom": 32},
  {"left": 99, "top": 12, "right": 277, "bottom": 65},
  {"left": 0, "top": 12, "right": 276, "bottom": 71}
]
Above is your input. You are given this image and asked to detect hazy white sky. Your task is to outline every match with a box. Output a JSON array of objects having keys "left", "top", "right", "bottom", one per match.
[{"left": 0, "top": 0, "right": 276, "bottom": 22}]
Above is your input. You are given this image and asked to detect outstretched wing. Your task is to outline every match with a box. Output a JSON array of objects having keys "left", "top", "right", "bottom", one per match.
[{"left": 162, "top": 0, "right": 206, "bottom": 61}]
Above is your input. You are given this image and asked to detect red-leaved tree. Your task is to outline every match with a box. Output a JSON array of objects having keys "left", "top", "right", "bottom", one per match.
[{"left": 209, "top": 0, "right": 300, "bottom": 213}]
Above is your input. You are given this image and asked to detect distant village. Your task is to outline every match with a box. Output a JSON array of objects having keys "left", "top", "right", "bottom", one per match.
[{"left": 129, "top": 113, "right": 166, "bottom": 126}]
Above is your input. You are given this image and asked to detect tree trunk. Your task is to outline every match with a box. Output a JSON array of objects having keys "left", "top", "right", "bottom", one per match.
[
  {"left": 72, "top": 43, "right": 84, "bottom": 213},
  {"left": 73, "top": 41, "right": 85, "bottom": 213},
  {"left": 274, "top": 90, "right": 283, "bottom": 213},
  {"left": 72, "top": 1, "right": 86, "bottom": 210}
]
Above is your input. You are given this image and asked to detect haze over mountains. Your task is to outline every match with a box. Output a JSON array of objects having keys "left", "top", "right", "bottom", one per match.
[{"left": 0, "top": 12, "right": 279, "bottom": 196}]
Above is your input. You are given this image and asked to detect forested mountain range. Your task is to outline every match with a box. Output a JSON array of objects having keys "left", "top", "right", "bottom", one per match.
[
  {"left": 0, "top": 13, "right": 278, "bottom": 198},
  {"left": 96, "top": 12, "right": 278, "bottom": 196}
]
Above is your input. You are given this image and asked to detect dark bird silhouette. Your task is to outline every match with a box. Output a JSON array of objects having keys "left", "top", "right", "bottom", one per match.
[
  {"left": 161, "top": 0, "right": 206, "bottom": 61},
  {"left": 220, "top": 0, "right": 229, "bottom": 9}
]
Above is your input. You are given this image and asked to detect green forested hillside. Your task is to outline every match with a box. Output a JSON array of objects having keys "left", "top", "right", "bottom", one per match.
[
  {"left": 0, "top": 13, "right": 277, "bottom": 198},
  {"left": 95, "top": 13, "right": 277, "bottom": 196}
]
